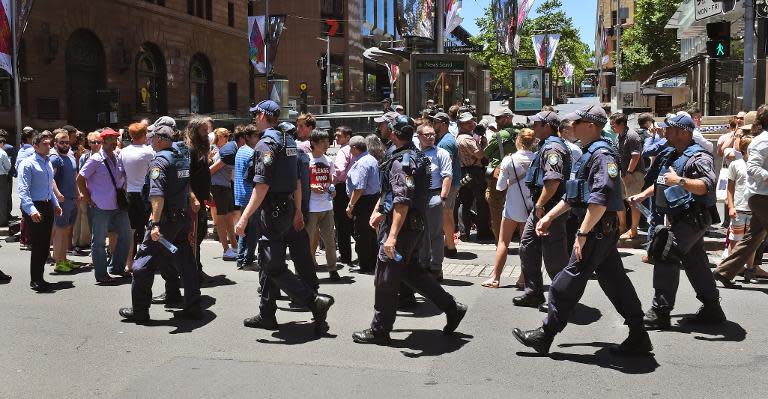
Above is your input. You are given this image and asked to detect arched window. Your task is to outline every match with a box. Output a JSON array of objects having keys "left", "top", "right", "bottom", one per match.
[
  {"left": 136, "top": 43, "right": 166, "bottom": 114},
  {"left": 189, "top": 54, "right": 213, "bottom": 114}
]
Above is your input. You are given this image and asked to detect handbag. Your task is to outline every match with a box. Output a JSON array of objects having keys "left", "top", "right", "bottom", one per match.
[
  {"left": 715, "top": 158, "right": 729, "bottom": 201},
  {"left": 103, "top": 154, "right": 129, "bottom": 211}
]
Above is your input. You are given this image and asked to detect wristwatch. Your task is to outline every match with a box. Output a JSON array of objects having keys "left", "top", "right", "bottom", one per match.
[
  {"left": 149, "top": 221, "right": 160, "bottom": 229},
  {"left": 678, "top": 178, "right": 687, "bottom": 187},
  {"left": 575, "top": 229, "right": 590, "bottom": 237}
]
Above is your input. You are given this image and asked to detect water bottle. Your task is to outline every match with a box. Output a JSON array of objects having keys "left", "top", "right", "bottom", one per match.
[
  {"left": 393, "top": 250, "right": 403, "bottom": 262},
  {"left": 158, "top": 237, "right": 178, "bottom": 254},
  {"left": 632, "top": 200, "right": 652, "bottom": 222},
  {"left": 327, "top": 184, "right": 335, "bottom": 201}
]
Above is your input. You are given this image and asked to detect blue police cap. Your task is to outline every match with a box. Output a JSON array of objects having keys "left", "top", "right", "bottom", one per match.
[
  {"left": 563, "top": 104, "right": 608, "bottom": 126},
  {"left": 277, "top": 121, "right": 296, "bottom": 135},
  {"left": 658, "top": 114, "right": 695, "bottom": 132},
  {"left": 250, "top": 100, "right": 280, "bottom": 116}
]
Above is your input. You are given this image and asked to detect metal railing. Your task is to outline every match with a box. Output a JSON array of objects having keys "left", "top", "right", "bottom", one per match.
[{"left": 305, "top": 101, "right": 396, "bottom": 115}]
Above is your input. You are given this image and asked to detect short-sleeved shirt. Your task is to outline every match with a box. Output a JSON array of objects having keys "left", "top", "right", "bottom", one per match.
[
  {"left": 618, "top": 130, "right": 646, "bottom": 175},
  {"left": 389, "top": 157, "right": 423, "bottom": 212},
  {"left": 484, "top": 129, "right": 517, "bottom": 169},
  {"left": 189, "top": 147, "right": 211, "bottom": 202},
  {"left": 420, "top": 145, "right": 452, "bottom": 190},
  {"left": 346, "top": 152, "right": 380, "bottom": 196},
  {"left": 650, "top": 146, "right": 717, "bottom": 193},
  {"left": 457, "top": 133, "right": 482, "bottom": 167},
  {"left": 234, "top": 144, "right": 255, "bottom": 207},
  {"left": 536, "top": 139, "right": 569, "bottom": 184},
  {"left": 148, "top": 155, "right": 171, "bottom": 198},
  {"left": 309, "top": 154, "right": 335, "bottom": 212},
  {"left": 211, "top": 141, "right": 237, "bottom": 187},
  {"left": 50, "top": 152, "right": 78, "bottom": 199},
  {"left": 120, "top": 144, "right": 155, "bottom": 193},
  {"left": 251, "top": 135, "right": 300, "bottom": 193},
  {"left": 79, "top": 149, "right": 125, "bottom": 210},
  {"left": 728, "top": 159, "right": 749, "bottom": 212},
  {"left": 585, "top": 148, "right": 622, "bottom": 207},
  {"left": 437, "top": 131, "right": 461, "bottom": 187},
  {"left": 565, "top": 141, "right": 582, "bottom": 170}
]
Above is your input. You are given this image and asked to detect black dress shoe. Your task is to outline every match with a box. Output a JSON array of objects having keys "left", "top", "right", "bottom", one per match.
[
  {"left": 30, "top": 280, "right": 52, "bottom": 292},
  {"left": 328, "top": 270, "right": 341, "bottom": 281},
  {"left": 609, "top": 328, "right": 653, "bottom": 356},
  {"left": 352, "top": 328, "right": 391, "bottom": 345},
  {"left": 643, "top": 307, "right": 671, "bottom": 330},
  {"left": 431, "top": 269, "right": 444, "bottom": 282},
  {"left": 444, "top": 247, "right": 458, "bottom": 258},
  {"left": 512, "top": 327, "right": 555, "bottom": 354},
  {"left": 713, "top": 271, "right": 737, "bottom": 288},
  {"left": 444, "top": 302, "right": 468, "bottom": 334},
  {"left": 681, "top": 300, "right": 726, "bottom": 325},
  {"left": 538, "top": 302, "right": 549, "bottom": 313},
  {"left": 311, "top": 294, "right": 335, "bottom": 324},
  {"left": 0, "top": 270, "right": 11, "bottom": 282},
  {"left": 152, "top": 292, "right": 184, "bottom": 309},
  {"left": 397, "top": 295, "right": 418, "bottom": 310},
  {"left": 119, "top": 307, "right": 149, "bottom": 324},
  {"left": 243, "top": 314, "right": 278, "bottom": 330},
  {"left": 174, "top": 307, "right": 203, "bottom": 320},
  {"left": 512, "top": 293, "right": 545, "bottom": 308}
]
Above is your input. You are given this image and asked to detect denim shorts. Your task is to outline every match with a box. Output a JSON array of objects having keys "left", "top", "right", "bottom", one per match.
[{"left": 55, "top": 199, "right": 78, "bottom": 227}]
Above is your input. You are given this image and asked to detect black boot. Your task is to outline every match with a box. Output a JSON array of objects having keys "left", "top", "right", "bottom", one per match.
[
  {"left": 512, "top": 327, "right": 555, "bottom": 354},
  {"left": 443, "top": 302, "right": 468, "bottom": 334},
  {"left": 538, "top": 302, "right": 549, "bottom": 313},
  {"left": 243, "top": 313, "right": 278, "bottom": 330},
  {"left": 310, "top": 294, "right": 335, "bottom": 333},
  {"left": 682, "top": 299, "right": 726, "bottom": 325},
  {"left": 512, "top": 292, "right": 545, "bottom": 308},
  {"left": 352, "top": 328, "right": 391, "bottom": 345},
  {"left": 610, "top": 327, "right": 653, "bottom": 356},
  {"left": 643, "top": 307, "right": 671, "bottom": 330}
]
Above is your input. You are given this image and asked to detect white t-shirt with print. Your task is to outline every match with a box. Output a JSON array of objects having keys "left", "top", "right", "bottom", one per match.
[
  {"left": 308, "top": 155, "right": 335, "bottom": 213},
  {"left": 727, "top": 159, "right": 749, "bottom": 212}
]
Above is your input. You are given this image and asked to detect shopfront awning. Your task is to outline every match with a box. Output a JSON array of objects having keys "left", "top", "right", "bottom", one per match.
[
  {"left": 642, "top": 54, "right": 705, "bottom": 86},
  {"left": 362, "top": 47, "right": 410, "bottom": 65}
]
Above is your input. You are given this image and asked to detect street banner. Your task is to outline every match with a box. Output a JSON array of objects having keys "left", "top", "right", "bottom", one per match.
[
  {"left": 445, "top": 0, "right": 463, "bottom": 37},
  {"left": 386, "top": 63, "right": 399, "bottom": 84},
  {"left": 248, "top": 15, "right": 285, "bottom": 75},
  {"left": 397, "top": 0, "right": 434, "bottom": 39},
  {"left": 492, "top": 0, "right": 515, "bottom": 54},
  {"left": 532, "top": 34, "right": 560, "bottom": 67},
  {"left": 514, "top": 0, "right": 536, "bottom": 52},
  {"left": 15, "top": 0, "right": 33, "bottom": 47},
  {"left": 563, "top": 62, "right": 575, "bottom": 82},
  {"left": 0, "top": 0, "right": 11, "bottom": 76}
]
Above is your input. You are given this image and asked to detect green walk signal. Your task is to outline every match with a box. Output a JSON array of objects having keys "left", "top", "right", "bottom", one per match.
[{"left": 716, "top": 43, "right": 725, "bottom": 57}]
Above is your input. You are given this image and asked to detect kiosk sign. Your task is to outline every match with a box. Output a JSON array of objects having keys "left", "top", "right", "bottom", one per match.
[{"left": 514, "top": 68, "right": 544, "bottom": 112}]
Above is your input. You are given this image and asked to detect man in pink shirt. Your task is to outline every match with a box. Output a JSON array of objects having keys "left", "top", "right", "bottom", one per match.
[{"left": 332, "top": 126, "right": 354, "bottom": 266}]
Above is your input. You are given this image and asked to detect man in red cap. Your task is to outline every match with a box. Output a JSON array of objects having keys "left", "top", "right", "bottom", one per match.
[{"left": 77, "top": 128, "right": 132, "bottom": 285}]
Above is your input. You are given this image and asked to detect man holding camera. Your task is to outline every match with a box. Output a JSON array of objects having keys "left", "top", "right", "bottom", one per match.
[{"left": 456, "top": 112, "right": 493, "bottom": 241}]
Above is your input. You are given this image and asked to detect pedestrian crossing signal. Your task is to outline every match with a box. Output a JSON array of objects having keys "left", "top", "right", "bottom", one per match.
[{"left": 707, "top": 39, "right": 730, "bottom": 59}]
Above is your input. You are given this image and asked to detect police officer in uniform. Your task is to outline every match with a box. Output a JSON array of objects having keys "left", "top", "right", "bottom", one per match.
[
  {"left": 513, "top": 105, "right": 652, "bottom": 356},
  {"left": 628, "top": 114, "right": 725, "bottom": 330},
  {"left": 352, "top": 115, "right": 468, "bottom": 345},
  {"left": 119, "top": 126, "right": 201, "bottom": 323},
  {"left": 514, "top": 111, "right": 571, "bottom": 312},
  {"left": 235, "top": 100, "right": 333, "bottom": 334}
]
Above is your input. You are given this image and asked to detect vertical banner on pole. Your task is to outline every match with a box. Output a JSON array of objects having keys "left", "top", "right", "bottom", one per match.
[
  {"left": 397, "top": 0, "right": 435, "bottom": 39},
  {"left": 0, "top": 0, "right": 12, "bottom": 76},
  {"left": 248, "top": 15, "right": 285, "bottom": 75}
]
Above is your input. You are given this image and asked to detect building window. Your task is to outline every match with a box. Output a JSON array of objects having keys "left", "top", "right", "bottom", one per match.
[
  {"left": 136, "top": 43, "right": 166, "bottom": 114},
  {"left": 228, "top": 2, "right": 235, "bottom": 27},
  {"left": 227, "top": 82, "right": 237, "bottom": 112},
  {"left": 321, "top": 0, "right": 343, "bottom": 18},
  {"left": 206, "top": 0, "right": 212, "bottom": 21},
  {"left": 188, "top": 0, "right": 212, "bottom": 20},
  {"left": 190, "top": 54, "right": 213, "bottom": 114},
  {"left": 187, "top": 0, "right": 194, "bottom": 15},
  {"left": 247, "top": 2, "right": 253, "bottom": 16}
]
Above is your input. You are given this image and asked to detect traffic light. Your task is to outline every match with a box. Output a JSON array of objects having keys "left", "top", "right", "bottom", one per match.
[
  {"left": 706, "top": 22, "right": 730, "bottom": 59},
  {"left": 721, "top": 0, "right": 736, "bottom": 13}
]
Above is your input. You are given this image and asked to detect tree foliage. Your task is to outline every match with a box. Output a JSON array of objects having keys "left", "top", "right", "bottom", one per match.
[
  {"left": 620, "top": 0, "right": 682, "bottom": 80},
  {"left": 470, "top": 0, "right": 592, "bottom": 91}
]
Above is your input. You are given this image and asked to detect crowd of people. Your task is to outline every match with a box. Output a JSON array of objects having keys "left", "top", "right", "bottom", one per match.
[{"left": 1, "top": 96, "right": 768, "bottom": 354}]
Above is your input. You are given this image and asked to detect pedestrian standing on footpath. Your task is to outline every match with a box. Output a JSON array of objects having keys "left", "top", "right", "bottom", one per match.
[
  {"left": 234, "top": 124, "right": 261, "bottom": 270},
  {"left": 431, "top": 112, "right": 461, "bottom": 257},
  {"left": 0, "top": 131, "right": 11, "bottom": 228},
  {"left": 345, "top": 135, "right": 381, "bottom": 274},
  {"left": 514, "top": 110, "right": 571, "bottom": 312},
  {"left": 16, "top": 128, "right": 37, "bottom": 250},
  {"left": 628, "top": 114, "right": 725, "bottom": 330},
  {"left": 120, "top": 122, "right": 155, "bottom": 272},
  {"left": 456, "top": 112, "right": 493, "bottom": 241},
  {"left": 50, "top": 129, "right": 80, "bottom": 273},
  {"left": 17, "top": 131, "right": 62, "bottom": 292},
  {"left": 352, "top": 116, "right": 467, "bottom": 345},
  {"left": 235, "top": 100, "right": 334, "bottom": 334},
  {"left": 483, "top": 107, "right": 518, "bottom": 242},
  {"left": 209, "top": 127, "right": 239, "bottom": 261},
  {"left": 513, "top": 104, "right": 652, "bottom": 356},
  {"left": 185, "top": 116, "right": 213, "bottom": 278},
  {"left": 119, "top": 126, "right": 201, "bottom": 323},
  {"left": 613, "top": 113, "right": 646, "bottom": 240},
  {"left": 332, "top": 126, "right": 355, "bottom": 268},
  {"left": 306, "top": 129, "right": 340, "bottom": 280},
  {"left": 76, "top": 129, "right": 132, "bottom": 284}
]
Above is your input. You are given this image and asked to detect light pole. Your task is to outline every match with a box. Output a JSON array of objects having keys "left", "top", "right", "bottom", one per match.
[
  {"left": 317, "top": 35, "right": 331, "bottom": 113},
  {"left": 615, "top": 0, "right": 622, "bottom": 112},
  {"left": 744, "top": 0, "right": 755, "bottom": 110}
]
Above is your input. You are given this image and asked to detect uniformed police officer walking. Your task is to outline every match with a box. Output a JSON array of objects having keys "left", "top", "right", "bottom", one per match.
[
  {"left": 120, "top": 125, "right": 202, "bottom": 323},
  {"left": 352, "top": 115, "right": 467, "bottom": 345},
  {"left": 235, "top": 100, "right": 334, "bottom": 335},
  {"left": 628, "top": 114, "right": 725, "bottom": 330},
  {"left": 513, "top": 105, "right": 652, "bottom": 356},
  {"left": 514, "top": 110, "right": 571, "bottom": 312}
]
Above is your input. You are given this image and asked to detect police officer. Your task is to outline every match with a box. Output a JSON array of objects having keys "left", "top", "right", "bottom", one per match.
[
  {"left": 119, "top": 126, "right": 201, "bottom": 323},
  {"left": 352, "top": 115, "right": 467, "bottom": 345},
  {"left": 514, "top": 110, "right": 571, "bottom": 312},
  {"left": 628, "top": 114, "right": 725, "bottom": 330},
  {"left": 235, "top": 100, "right": 333, "bottom": 334},
  {"left": 513, "top": 105, "right": 652, "bottom": 356}
]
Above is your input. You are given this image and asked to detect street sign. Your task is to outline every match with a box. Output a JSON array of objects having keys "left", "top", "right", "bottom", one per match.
[
  {"left": 322, "top": 19, "right": 343, "bottom": 37},
  {"left": 444, "top": 45, "right": 484, "bottom": 53},
  {"left": 695, "top": 0, "right": 722, "bottom": 22}
]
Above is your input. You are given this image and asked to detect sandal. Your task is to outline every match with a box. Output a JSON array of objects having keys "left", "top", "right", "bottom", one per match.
[
  {"left": 481, "top": 279, "right": 500, "bottom": 288},
  {"left": 619, "top": 231, "right": 638, "bottom": 240}
]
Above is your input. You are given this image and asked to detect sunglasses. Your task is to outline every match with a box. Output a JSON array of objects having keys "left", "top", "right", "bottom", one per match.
[
  {"left": 419, "top": 133, "right": 436, "bottom": 138},
  {"left": 89, "top": 140, "right": 102, "bottom": 145}
]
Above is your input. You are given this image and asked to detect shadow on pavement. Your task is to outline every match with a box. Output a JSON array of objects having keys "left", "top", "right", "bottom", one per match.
[
  {"left": 201, "top": 274, "right": 237, "bottom": 288},
  {"left": 397, "top": 299, "right": 441, "bottom": 318},
  {"left": 318, "top": 275, "right": 355, "bottom": 285},
  {"left": 440, "top": 279, "right": 473, "bottom": 287},
  {"left": 670, "top": 318, "right": 747, "bottom": 342},
  {"left": 548, "top": 342, "right": 660, "bottom": 374},
  {"left": 389, "top": 329, "right": 473, "bottom": 358},
  {"left": 120, "top": 295, "right": 217, "bottom": 334},
  {"left": 569, "top": 303, "right": 602, "bottom": 326},
  {"left": 256, "top": 321, "right": 336, "bottom": 345},
  {"left": 451, "top": 252, "right": 478, "bottom": 261},
  {"left": 36, "top": 281, "right": 75, "bottom": 292}
]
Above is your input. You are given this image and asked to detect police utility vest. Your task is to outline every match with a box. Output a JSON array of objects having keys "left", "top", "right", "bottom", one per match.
[
  {"left": 379, "top": 144, "right": 431, "bottom": 216},
  {"left": 524, "top": 135, "right": 571, "bottom": 202},
  {"left": 565, "top": 139, "right": 624, "bottom": 212},
  {"left": 653, "top": 144, "right": 716, "bottom": 216},
  {"left": 153, "top": 143, "right": 191, "bottom": 212},
  {"left": 262, "top": 128, "right": 299, "bottom": 194}
]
